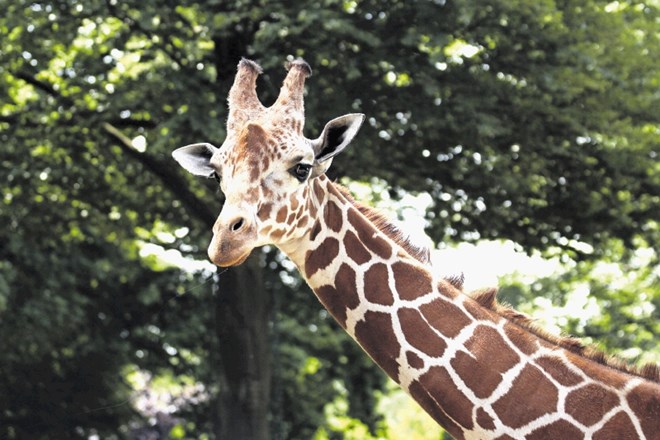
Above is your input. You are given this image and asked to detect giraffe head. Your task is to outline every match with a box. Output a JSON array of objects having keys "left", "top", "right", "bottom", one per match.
[{"left": 173, "top": 58, "right": 364, "bottom": 266}]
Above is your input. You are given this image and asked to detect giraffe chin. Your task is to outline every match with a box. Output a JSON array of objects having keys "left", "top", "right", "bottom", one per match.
[{"left": 208, "top": 247, "right": 253, "bottom": 267}]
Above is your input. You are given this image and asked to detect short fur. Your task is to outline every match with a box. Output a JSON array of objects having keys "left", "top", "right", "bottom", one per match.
[{"left": 333, "top": 183, "right": 431, "bottom": 264}]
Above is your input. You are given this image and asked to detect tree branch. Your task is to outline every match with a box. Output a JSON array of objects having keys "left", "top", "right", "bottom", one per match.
[
  {"left": 0, "top": 114, "right": 19, "bottom": 124},
  {"left": 107, "top": 117, "right": 159, "bottom": 129},
  {"left": 14, "top": 71, "right": 74, "bottom": 106},
  {"left": 102, "top": 122, "right": 217, "bottom": 228},
  {"left": 13, "top": 68, "right": 215, "bottom": 228}
]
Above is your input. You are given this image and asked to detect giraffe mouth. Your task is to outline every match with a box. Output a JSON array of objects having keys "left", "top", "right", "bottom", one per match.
[
  {"left": 208, "top": 245, "right": 253, "bottom": 267},
  {"left": 221, "top": 250, "right": 251, "bottom": 267},
  {"left": 208, "top": 236, "right": 254, "bottom": 267}
]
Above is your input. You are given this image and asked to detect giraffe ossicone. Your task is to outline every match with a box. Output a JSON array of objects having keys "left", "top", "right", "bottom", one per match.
[{"left": 173, "top": 58, "right": 660, "bottom": 439}]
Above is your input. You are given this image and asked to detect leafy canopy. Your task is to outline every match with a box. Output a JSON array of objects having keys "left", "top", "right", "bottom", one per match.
[{"left": 1, "top": 0, "right": 658, "bottom": 438}]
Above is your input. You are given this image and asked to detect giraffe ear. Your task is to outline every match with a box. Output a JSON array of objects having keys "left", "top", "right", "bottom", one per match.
[
  {"left": 311, "top": 113, "right": 365, "bottom": 176},
  {"left": 172, "top": 143, "right": 219, "bottom": 177}
]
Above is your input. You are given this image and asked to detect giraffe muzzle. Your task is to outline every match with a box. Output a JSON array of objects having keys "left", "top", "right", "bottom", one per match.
[{"left": 208, "top": 210, "right": 257, "bottom": 267}]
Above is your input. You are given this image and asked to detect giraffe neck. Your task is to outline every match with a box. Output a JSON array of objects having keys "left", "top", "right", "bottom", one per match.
[{"left": 279, "top": 176, "right": 660, "bottom": 439}]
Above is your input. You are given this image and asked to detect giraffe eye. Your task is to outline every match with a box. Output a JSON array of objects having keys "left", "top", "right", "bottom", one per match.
[{"left": 290, "top": 163, "right": 312, "bottom": 182}]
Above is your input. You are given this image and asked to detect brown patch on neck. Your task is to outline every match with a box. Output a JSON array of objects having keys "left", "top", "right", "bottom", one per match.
[
  {"left": 492, "top": 364, "right": 559, "bottom": 428},
  {"left": 329, "top": 182, "right": 431, "bottom": 264},
  {"left": 305, "top": 237, "right": 339, "bottom": 278},
  {"left": 314, "top": 263, "right": 360, "bottom": 328},
  {"left": 392, "top": 261, "right": 433, "bottom": 300},
  {"left": 452, "top": 326, "right": 520, "bottom": 398},
  {"left": 467, "top": 288, "right": 660, "bottom": 383},
  {"left": 354, "top": 311, "right": 401, "bottom": 380},
  {"left": 413, "top": 366, "right": 474, "bottom": 432},
  {"left": 593, "top": 412, "right": 637, "bottom": 439}
]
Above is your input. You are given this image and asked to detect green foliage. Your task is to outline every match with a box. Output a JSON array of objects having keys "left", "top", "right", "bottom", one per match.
[
  {"left": 377, "top": 384, "right": 440, "bottom": 440},
  {"left": 500, "top": 239, "right": 660, "bottom": 366},
  {"left": 1, "top": 0, "right": 658, "bottom": 438}
]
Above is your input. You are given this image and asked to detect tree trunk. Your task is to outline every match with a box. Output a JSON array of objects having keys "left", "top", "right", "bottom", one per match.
[{"left": 213, "top": 256, "right": 271, "bottom": 440}]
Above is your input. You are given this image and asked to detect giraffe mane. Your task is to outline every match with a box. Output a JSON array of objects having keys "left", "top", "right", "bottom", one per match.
[
  {"left": 468, "top": 287, "right": 660, "bottom": 383},
  {"left": 333, "top": 184, "right": 431, "bottom": 265},
  {"left": 330, "top": 181, "right": 658, "bottom": 382}
]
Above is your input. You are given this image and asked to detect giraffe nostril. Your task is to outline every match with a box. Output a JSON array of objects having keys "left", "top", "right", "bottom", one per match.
[{"left": 231, "top": 218, "right": 245, "bottom": 232}]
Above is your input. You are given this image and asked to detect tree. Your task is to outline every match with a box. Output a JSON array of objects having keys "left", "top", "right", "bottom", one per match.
[
  {"left": 499, "top": 237, "right": 660, "bottom": 367},
  {"left": 1, "top": 0, "right": 657, "bottom": 438}
]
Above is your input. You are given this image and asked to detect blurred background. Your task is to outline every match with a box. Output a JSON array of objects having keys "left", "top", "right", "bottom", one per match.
[{"left": 1, "top": 0, "right": 658, "bottom": 439}]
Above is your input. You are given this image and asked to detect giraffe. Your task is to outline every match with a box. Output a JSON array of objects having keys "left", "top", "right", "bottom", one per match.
[{"left": 173, "top": 58, "right": 660, "bottom": 439}]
